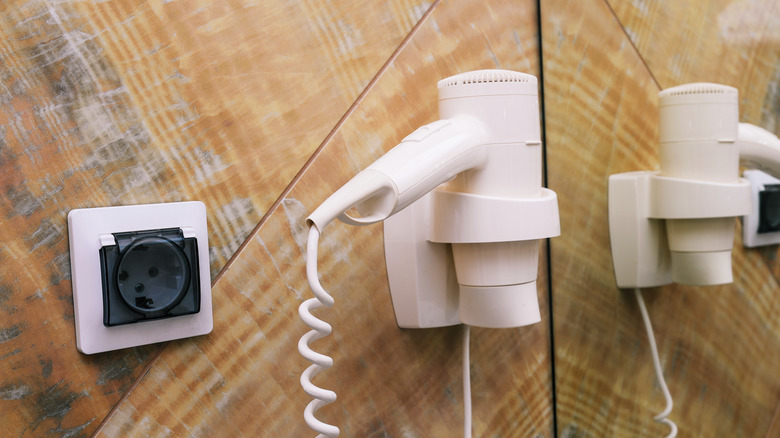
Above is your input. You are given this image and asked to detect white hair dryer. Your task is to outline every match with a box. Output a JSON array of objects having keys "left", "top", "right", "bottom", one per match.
[
  {"left": 307, "top": 69, "right": 560, "bottom": 328},
  {"left": 609, "top": 82, "right": 780, "bottom": 287},
  {"left": 300, "top": 70, "right": 560, "bottom": 437}
]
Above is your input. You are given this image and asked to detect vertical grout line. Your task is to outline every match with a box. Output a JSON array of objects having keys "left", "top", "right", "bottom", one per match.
[
  {"left": 91, "top": 2, "right": 444, "bottom": 436},
  {"left": 536, "top": 0, "right": 558, "bottom": 436}
]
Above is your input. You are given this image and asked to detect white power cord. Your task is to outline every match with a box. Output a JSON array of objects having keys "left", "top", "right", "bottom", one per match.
[
  {"left": 296, "top": 225, "right": 478, "bottom": 438},
  {"left": 463, "top": 324, "right": 472, "bottom": 438},
  {"left": 634, "top": 288, "right": 678, "bottom": 438},
  {"left": 298, "top": 225, "right": 340, "bottom": 437}
]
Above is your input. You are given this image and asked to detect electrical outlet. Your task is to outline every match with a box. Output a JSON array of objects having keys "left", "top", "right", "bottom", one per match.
[
  {"left": 743, "top": 169, "right": 780, "bottom": 247},
  {"left": 68, "top": 201, "right": 213, "bottom": 354}
]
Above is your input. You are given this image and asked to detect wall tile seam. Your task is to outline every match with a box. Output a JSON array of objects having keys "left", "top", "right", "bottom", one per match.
[{"left": 602, "top": 0, "right": 661, "bottom": 90}]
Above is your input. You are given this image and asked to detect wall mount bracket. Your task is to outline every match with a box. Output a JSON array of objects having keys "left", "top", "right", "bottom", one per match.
[
  {"left": 383, "top": 188, "right": 559, "bottom": 329},
  {"left": 608, "top": 171, "right": 750, "bottom": 288}
]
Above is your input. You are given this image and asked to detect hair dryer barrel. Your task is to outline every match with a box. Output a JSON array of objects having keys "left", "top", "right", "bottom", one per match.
[
  {"left": 436, "top": 70, "right": 545, "bottom": 328},
  {"left": 658, "top": 83, "right": 740, "bottom": 285}
]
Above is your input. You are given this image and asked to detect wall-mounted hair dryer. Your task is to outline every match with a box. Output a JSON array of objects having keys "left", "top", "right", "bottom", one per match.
[
  {"left": 609, "top": 83, "right": 780, "bottom": 288},
  {"left": 307, "top": 69, "right": 560, "bottom": 328},
  {"left": 299, "top": 69, "right": 560, "bottom": 436}
]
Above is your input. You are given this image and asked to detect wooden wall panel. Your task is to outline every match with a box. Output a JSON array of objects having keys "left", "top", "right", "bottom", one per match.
[
  {"left": 610, "top": 0, "right": 780, "bottom": 128},
  {"left": 543, "top": 0, "right": 780, "bottom": 436},
  {"left": 96, "top": 0, "right": 552, "bottom": 436},
  {"left": 0, "top": 0, "right": 434, "bottom": 436}
]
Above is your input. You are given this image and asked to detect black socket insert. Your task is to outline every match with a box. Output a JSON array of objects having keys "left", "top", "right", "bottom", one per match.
[
  {"left": 99, "top": 227, "right": 201, "bottom": 327},
  {"left": 758, "top": 184, "right": 780, "bottom": 234}
]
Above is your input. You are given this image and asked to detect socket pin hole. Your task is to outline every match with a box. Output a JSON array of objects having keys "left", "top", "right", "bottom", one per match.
[{"left": 135, "top": 297, "right": 154, "bottom": 308}]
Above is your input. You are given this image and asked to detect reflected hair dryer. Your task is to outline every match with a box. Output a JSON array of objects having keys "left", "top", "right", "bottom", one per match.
[
  {"left": 659, "top": 83, "right": 780, "bottom": 284},
  {"left": 609, "top": 82, "right": 780, "bottom": 287}
]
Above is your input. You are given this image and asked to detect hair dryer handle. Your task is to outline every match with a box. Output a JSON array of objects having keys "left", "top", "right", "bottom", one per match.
[
  {"left": 307, "top": 116, "right": 488, "bottom": 230},
  {"left": 739, "top": 123, "right": 780, "bottom": 176},
  {"left": 365, "top": 116, "right": 488, "bottom": 214}
]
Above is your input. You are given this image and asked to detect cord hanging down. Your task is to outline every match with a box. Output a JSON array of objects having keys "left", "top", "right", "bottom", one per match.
[
  {"left": 298, "top": 225, "right": 340, "bottom": 437},
  {"left": 634, "top": 288, "right": 677, "bottom": 438},
  {"left": 463, "top": 324, "right": 472, "bottom": 438}
]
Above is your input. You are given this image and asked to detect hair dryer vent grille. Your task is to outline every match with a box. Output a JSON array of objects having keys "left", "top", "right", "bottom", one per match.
[
  {"left": 659, "top": 83, "right": 737, "bottom": 98},
  {"left": 438, "top": 69, "right": 536, "bottom": 88}
]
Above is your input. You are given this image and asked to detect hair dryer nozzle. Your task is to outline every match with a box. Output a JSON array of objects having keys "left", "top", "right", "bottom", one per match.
[{"left": 306, "top": 170, "right": 398, "bottom": 231}]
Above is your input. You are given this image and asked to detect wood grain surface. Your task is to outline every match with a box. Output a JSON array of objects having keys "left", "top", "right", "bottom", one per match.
[
  {"left": 6, "top": 0, "right": 777, "bottom": 436},
  {"left": 96, "top": 0, "right": 552, "bottom": 436},
  {"left": 543, "top": 0, "right": 780, "bottom": 436},
  {"left": 0, "top": 0, "right": 439, "bottom": 436}
]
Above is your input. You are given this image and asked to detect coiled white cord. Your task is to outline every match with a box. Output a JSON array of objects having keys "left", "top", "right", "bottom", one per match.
[
  {"left": 634, "top": 288, "right": 677, "bottom": 438},
  {"left": 298, "top": 225, "right": 340, "bottom": 437}
]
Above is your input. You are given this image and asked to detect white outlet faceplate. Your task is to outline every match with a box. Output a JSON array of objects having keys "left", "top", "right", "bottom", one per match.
[
  {"left": 743, "top": 169, "right": 780, "bottom": 248},
  {"left": 68, "top": 201, "right": 213, "bottom": 354}
]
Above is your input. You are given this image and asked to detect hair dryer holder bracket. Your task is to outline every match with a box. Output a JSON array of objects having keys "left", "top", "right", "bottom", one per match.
[
  {"left": 608, "top": 171, "right": 751, "bottom": 288},
  {"left": 383, "top": 186, "right": 559, "bottom": 329}
]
